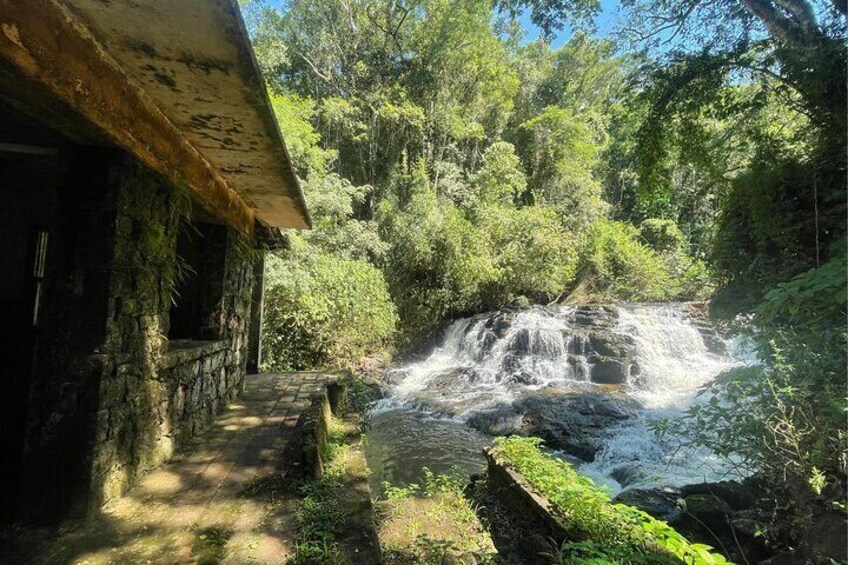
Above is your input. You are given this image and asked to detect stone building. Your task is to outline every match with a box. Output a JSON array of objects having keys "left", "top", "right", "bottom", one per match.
[{"left": 0, "top": 0, "right": 309, "bottom": 522}]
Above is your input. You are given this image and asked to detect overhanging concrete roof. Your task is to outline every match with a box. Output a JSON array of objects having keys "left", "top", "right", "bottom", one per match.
[{"left": 0, "top": 0, "right": 310, "bottom": 233}]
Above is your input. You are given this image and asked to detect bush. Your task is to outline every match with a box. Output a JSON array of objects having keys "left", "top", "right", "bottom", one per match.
[
  {"left": 491, "top": 437, "right": 729, "bottom": 564},
  {"left": 665, "top": 255, "right": 847, "bottom": 547},
  {"left": 478, "top": 204, "right": 580, "bottom": 303},
  {"left": 262, "top": 252, "right": 397, "bottom": 370},
  {"left": 579, "top": 220, "right": 676, "bottom": 301},
  {"left": 639, "top": 218, "right": 685, "bottom": 253}
]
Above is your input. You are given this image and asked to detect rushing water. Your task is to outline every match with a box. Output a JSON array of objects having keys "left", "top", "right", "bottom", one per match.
[{"left": 366, "top": 303, "right": 755, "bottom": 494}]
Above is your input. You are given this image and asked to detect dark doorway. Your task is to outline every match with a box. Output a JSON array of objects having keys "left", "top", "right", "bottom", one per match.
[{"left": 0, "top": 107, "right": 67, "bottom": 520}]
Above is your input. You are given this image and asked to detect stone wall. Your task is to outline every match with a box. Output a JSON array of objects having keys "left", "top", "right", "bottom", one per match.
[{"left": 19, "top": 152, "right": 261, "bottom": 519}]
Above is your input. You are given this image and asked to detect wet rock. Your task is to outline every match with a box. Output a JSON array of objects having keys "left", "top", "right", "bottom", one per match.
[
  {"left": 572, "top": 305, "right": 619, "bottom": 328},
  {"left": 483, "top": 311, "right": 514, "bottom": 339},
  {"left": 588, "top": 331, "right": 634, "bottom": 359},
  {"left": 683, "top": 493, "right": 732, "bottom": 534},
  {"left": 613, "top": 487, "right": 683, "bottom": 524},
  {"left": 507, "top": 372, "right": 540, "bottom": 386},
  {"left": 608, "top": 463, "right": 648, "bottom": 488},
  {"left": 467, "top": 390, "right": 640, "bottom": 461},
  {"left": 508, "top": 329, "right": 531, "bottom": 355},
  {"left": 590, "top": 358, "right": 630, "bottom": 384},
  {"left": 681, "top": 480, "right": 755, "bottom": 510},
  {"left": 468, "top": 409, "right": 524, "bottom": 437},
  {"left": 517, "top": 390, "right": 640, "bottom": 461}
]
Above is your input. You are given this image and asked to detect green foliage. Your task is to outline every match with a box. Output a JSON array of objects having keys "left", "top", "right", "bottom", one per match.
[
  {"left": 377, "top": 164, "right": 498, "bottom": 341},
  {"left": 662, "top": 256, "right": 847, "bottom": 546},
  {"left": 519, "top": 106, "right": 608, "bottom": 228},
  {"left": 756, "top": 254, "right": 847, "bottom": 327},
  {"left": 270, "top": 93, "right": 333, "bottom": 176},
  {"left": 478, "top": 204, "right": 579, "bottom": 301},
  {"left": 492, "top": 437, "right": 730, "bottom": 564},
  {"left": 262, "top": 253, "right": 397, "bottom": 370},
  {"left": 287, "top": 416, "right": 352, "bottom": 565},
  {"left": 639, "top": 219, "right": 685, "bottom": 253},
  {"left": 470, "top": 141, "right": 527, "bottom": 206},
  {"left": 711, "top": 149, "right": 846, "bottom": 313},
  {"left": 579, "top": 220, "right": 675, "bottom": 301}
]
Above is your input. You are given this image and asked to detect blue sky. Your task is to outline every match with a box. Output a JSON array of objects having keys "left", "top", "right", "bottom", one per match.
[
  {"left": 516, "top": 0, "right": 621, "bottom": 48},
  {"left": 258, "top": 0, "right": 624, "bottom": 48}
]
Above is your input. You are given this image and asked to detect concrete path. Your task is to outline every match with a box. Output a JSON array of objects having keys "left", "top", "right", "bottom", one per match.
[{"left": 14, "top": 372, "right": 334, "bottom": 565}]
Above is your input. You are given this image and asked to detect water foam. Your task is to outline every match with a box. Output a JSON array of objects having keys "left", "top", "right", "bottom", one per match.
[{"left": 374, "top": 303, "right": 756, "bottom": 492}]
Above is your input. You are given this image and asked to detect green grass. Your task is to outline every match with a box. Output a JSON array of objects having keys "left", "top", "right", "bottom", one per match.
[
  {"left": 491, "top": 437, "right": 731, "bottom": 565},
  {"left": 377, "top": 468, "right": 497, "bottom": 564},
  {"left": 287, "top": 417, "right": 354, "bottom": 565}
]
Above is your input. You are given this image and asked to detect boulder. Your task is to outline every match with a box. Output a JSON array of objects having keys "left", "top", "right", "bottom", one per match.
[
  {"left": 588, "top": 331, "right": 635, "bottom": 359},
  {"left": 608, "top": 463, "right": 648, "bottom": 489},
  {"left": 508, "top": 328, "right": 531, "bottom": 355},
  {"left": 590, "top": 358, "right": 630, "bottom": 384},
  {"left": 572, "top": 305, "right": 619, "bottom": 328},
  {"left": 483, "top": 311, "right": 514, "bottom": 339},
  {"left": 468, "top": 390, "right": 641, "bottom": 461},
  {"left": 613, "top": 487, "right": 683, "bottom": 525},
  {"left": 517, "top": 390, "right": 639, "bottom": 461},
  {"left": 683, "top": 493, "right": 732, "bottom": 535},
  {"left": 680, "top": 480, "right": 755, "bottom": 510},
  {"left": 467, "top": 409, "right": 524, "bottom": 437}
]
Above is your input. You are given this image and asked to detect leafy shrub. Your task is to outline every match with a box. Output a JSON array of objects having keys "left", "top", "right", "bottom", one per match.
[
  {"left": 491, "top": 437, "right": 729, "bottom": 564},
  {"left": 579, "top": 220, "right": 676, "bottom": 301},
  {"left": 262, "top": 252, "right": 397, "bottom": 370},
  {"left": 665, "top": 255, "right": 847, "bottom": 546},
  {"left": 639, "top": 218, "right": 685, "bottom": 253},
  {"left": 478, "top": 204, "right": 580, "bottom": 303}
]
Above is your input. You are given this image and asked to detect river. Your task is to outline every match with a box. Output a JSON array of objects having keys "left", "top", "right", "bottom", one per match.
[{"left": 365, "top": 303, "right": 754, "bottom": 495}]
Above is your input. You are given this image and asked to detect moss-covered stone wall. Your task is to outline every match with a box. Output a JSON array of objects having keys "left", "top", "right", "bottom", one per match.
[{"left": 18, "top": 151, "right": 260, "bottom": 520}]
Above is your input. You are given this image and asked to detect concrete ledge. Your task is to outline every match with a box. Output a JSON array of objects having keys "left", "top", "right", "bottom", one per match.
[
  {"left": 485, "top": 448, "right": 569, "bottom": 543},
  {"left": 298, "top": 379, "right": 344, "bottom": 480},
  {"left": 161, "top": 339, "right": 228, "bottom": 369}
]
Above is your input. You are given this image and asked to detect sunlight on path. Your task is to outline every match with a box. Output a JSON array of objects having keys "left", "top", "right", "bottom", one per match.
[{"left": 23, "top": 373, "right": 334, "bottom": 565}]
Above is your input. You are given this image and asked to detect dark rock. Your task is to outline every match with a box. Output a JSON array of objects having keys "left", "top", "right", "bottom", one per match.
[
  {"left": 572, "top": 305, "right": 619, "bottom": 329},
  {"left": 566, "top": 333, "right": 590, "bottom": 355},
  {"left": 588, "top": 331, "right": 634, "bottom": 359},
  {"left": 613, "top": 488, "right": 683, "bottom": 525},
  {"left": 681, "top": 480, "right": 755, "bottom": 510},
  {"left": 590, "top": 358, "right": 630, "bottom": 384},
  {"left": 468, "top": 390, "right": 641, "bottom": 461},
  {"left": 683, "top": 493, "right": 732, "bottom": 534},
  {"left": 514, "top": 390, "right": 640, "bottom": 460},
  {"left": 508, "top": 372, "right": 540, "bottom": 386},
  {"left": 468, "top": 409, "right": 524, "bottom": 437},
  {"left": 484, "top": 311, "right": 514, "bottom": 339},
  {"left": 509, "top": 329, "right": 531, "bottom": 355},
  {"left": 803, "top": 511, "right": 848, "bottom": 563},
  {"left": 608, "top": 463, "right": 648, "bottom": 488}
]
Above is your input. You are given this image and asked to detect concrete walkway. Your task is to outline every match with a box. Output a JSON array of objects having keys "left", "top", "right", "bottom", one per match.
[{"left": 14, "top": 372, "right": 334, "bottom": 565}]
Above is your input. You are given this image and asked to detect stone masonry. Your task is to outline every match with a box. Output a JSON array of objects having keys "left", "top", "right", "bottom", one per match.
[
  {"left": 8, "top": 373, "right": 333, "bottom": 564},
  {"left": 18, "top": 152, "right": 263, "bottom": 519}
]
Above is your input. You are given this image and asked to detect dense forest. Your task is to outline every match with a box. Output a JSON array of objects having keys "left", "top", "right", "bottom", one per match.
[{"left": 243, "top": 0, "right": 846, "bottom": 559}]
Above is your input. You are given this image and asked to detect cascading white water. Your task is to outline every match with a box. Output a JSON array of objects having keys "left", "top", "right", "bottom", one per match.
[{"left": 370, "top": 303, "right": 755, "bottom": 493}]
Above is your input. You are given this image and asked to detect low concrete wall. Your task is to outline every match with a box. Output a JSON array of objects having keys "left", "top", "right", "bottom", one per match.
[
  {"left": 298, "top": 380, "right": 345, "bottom": 480},
  {"left": 484, "top": 448, "right": 569, "bottom": 544}
]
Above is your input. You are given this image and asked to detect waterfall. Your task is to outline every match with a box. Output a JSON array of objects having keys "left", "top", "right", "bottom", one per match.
[{"left": 373, "top": 303, "right": 755, "bottom": 492}]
